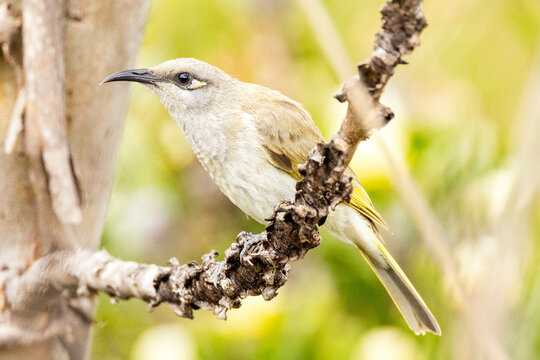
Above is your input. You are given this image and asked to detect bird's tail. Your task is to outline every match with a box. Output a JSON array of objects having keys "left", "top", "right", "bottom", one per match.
[
  {"left": 355, "top": 237, "right": 441, "bottom": 335},
  {"left": 325, "top": 205, "right": 441, "bottom": 335}
]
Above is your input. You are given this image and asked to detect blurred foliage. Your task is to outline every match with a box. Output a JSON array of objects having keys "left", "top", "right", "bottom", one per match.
[{"left": 91, "top": 0, "right": 540, "bottom": 359}]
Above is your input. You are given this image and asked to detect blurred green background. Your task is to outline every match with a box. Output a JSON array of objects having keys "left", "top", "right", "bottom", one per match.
[{"left": 90, "top": 0, "right": 540, "bottom": 359}]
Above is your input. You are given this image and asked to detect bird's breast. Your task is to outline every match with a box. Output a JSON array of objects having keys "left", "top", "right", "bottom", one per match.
[
  {"left": 182, "top": 114, "right": 297, "bottom": 224},
  {"left": 218, "top": 147, "right": 297, "bottom": 224}
]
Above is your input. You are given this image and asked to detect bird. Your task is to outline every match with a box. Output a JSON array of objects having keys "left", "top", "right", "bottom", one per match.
[{"left": 103, "top": 58, "right": 441, "bottom": 335}]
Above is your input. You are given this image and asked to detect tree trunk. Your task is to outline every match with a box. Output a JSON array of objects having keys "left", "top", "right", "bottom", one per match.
[{"left": 0, "top": 0, "right": 149, "bottom": 358}]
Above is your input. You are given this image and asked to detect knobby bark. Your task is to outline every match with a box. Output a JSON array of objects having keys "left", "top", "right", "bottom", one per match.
[
  {"left": 0, "top": 0, "right": 427, "bottom": 357},
  {"left": 356, "top": 0, "right": 427, "bottom": 121}
]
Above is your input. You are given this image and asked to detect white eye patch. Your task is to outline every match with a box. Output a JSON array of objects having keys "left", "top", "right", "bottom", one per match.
[{"left": 189, "top": 79, "right": 207, "bottom": 90}]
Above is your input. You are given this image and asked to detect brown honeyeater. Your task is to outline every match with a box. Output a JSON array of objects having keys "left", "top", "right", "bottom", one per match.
[{"left": 104, "top": 58, "right": 441, "bottom": 335}]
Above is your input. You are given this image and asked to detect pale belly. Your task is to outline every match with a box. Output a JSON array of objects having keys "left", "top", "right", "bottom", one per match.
[
  {"left": 195, "top": 141, "right": 382, "bottom": 261},
  {"left": 211, "top": 152, "right": 298, "bottom": 224}
]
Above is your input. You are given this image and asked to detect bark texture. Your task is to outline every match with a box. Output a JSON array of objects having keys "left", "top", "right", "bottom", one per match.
[
  {"left": 356, "top": 0, "right": 427, "bottom": 122},
  {"left": 0, "top": 0, "right": 150, "bottom": 358}
]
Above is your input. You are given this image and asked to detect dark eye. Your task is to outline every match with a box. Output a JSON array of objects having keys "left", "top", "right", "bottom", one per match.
[{"left": 177, "top": 72, "right": 192, "bottom": 85}]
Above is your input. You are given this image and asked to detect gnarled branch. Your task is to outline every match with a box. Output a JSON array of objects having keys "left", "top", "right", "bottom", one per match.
[
  {"left": 0, "top": 0, "right": 427, "bottom": 348},
  {"left": 356, "top": 0, "right": 427, "bottom": 121}
]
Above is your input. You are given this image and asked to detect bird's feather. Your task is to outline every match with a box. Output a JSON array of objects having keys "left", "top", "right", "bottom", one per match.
[
  {"left": 244, "top": 88, "right": 388, "bottom": 230},
  {"left": 348, "top": 177, "right": 389, "bottom": 230}
]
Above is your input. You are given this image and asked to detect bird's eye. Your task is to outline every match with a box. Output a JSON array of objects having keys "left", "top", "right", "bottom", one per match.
[{"left": 177, "top": 72, "right": 192, "bottom": 85}]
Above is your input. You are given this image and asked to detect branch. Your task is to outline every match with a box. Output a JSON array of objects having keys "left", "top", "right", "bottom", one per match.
[
  {"left": 148, "top": 0, "right": 427, "bottom": 322},
  {"left": 346, "top": 0, "right": 426, "bottom": 124},
  {"left": 1, "top": 0, "right": 427, "bottom": 345},
  {"left": 302, "top": 0, "right": 427, "bottom": 124},
  {"left": 357, "top": 0, "right": 427, "bottom": 103},
  {"left": 334, "top": 77, "right": 382, "bottom": 165},
  {"left": 2, "top": 250, "right": 164, "bottom": 314}
]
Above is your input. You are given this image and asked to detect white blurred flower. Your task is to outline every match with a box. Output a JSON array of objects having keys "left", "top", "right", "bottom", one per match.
[
  {"left": 352, "top": 327, "right": 426, "bottom": 360},
  {"left": 131, "top": 323, "right": 196, "bottom": 360}
]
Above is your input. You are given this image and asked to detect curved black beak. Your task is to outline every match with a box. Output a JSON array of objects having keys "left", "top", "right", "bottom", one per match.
[{"left": 101, "top": 68, "right": 160, "bottom": 85}]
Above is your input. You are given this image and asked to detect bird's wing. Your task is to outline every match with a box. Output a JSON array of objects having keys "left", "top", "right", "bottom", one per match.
[
  {"left": 347, "top": 173, "right": 389, "bottom": 230},
  {"left": 244, "top": 89, "right": 388, "bottom": 230}
]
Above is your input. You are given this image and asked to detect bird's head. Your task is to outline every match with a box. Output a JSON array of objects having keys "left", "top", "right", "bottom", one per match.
[{"left": 102, "top": 58, "right": 235, "bottom": 121}]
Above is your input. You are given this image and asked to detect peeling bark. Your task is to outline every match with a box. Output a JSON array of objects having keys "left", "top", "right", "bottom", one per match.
[
  {"left": 23, "top": 0, "right": 82, "bottom": 232},
  {"left": 0, "top": 0, "right": 150, "bottom": 358}
]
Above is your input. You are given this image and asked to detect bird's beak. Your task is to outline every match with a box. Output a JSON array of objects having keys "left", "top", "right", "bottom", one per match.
[{"left": 101, "top": 68, "right": 160, "bottom": 85}]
